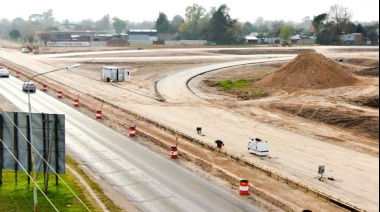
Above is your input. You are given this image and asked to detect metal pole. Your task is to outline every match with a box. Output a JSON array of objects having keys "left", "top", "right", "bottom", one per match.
[
  {"left": 27, "top": 79, "right": 38, "bottom": 212},
  {"left": 27, "top": 64, "right": 80, "bottom": 212}
]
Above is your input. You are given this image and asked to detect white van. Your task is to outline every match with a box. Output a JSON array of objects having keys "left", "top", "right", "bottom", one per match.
[
  {"left": 0, "top": 68, "right": 10, "bottom": 78},
  {"left": 101, "top": 66, "right": 131, "bottom": 82},
  {"left": 248, "top": 138, "right": 269, "bottom": 156}
]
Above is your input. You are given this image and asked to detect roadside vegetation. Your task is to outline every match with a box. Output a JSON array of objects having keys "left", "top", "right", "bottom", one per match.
[
  {"left": 0, "top": 156, "right": 122, "bottom": 212},
  {"left": 213, "top": 78, "right": 268, "bottom": 99}
]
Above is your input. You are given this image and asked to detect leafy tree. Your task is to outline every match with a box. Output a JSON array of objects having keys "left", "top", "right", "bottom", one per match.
[
  {"left": 171, "top": 15, "right": 184, "bottom": 32},
  {"left": 39, "top": 32, "right": 51, "bottom": 46},
  {"left": 29, "top": 14, "right": 44, "bottom": 22},
  {"left": 355, "top": 24, "right": 365, "bottom": 34},
  {"left": 112, "top": 17, "right": 126, "bottom": 34},
  {"left": 242, "top": 22, "right": 257, "bottom": 36},
  {"left": 279, "top": 25, "right": 294, "bottom": 44},
  {"left": 364, "top": 24, "right": 379, "bottom": 44},
  {"left": 9, "top": 29, "right": 21, "bottom": 41},
  {"left": 20, "top": 22, "right": 36, "bottom": 44},
  {"left": 312, "top": 13, "right": 328, "bottom": 32},
  {"left": 180, "top": 4, "right": 208, "bottom": 39},
  {"left": 42, "top": 9, "right": 55, "bottom": 22},
  {"left": 316, "top": 21, "right": 335, "bottom": 44},
  {"left": 209, "top": 4, "right": 238, "bottom": 44},
  {"left": 185, "top": 4, "right": 206, "bottom": 22},
  {"left": 269, "top": 20, "right": 285, "bottom": 37},
  {"left": 342, "top": 22, "right": 356, "bottom": 34},
  {"left": 316, "top": 30, "right": 334, "bottom": 45},
  {"left": 96, "top": 14, "right": 111, "bottom": 30},
  {"left": 155, "top": 12, "right": 171, "bottom": 33}
]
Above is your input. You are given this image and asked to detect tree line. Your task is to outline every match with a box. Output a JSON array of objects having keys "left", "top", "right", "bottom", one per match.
[{"left": 0, "top": 4, "right": 378, "bottom": 45}]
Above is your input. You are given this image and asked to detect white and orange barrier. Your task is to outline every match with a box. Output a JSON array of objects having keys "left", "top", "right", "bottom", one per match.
[
  {"left": 170, "top": 146, "right": 178, "bottom": 159},
  {"left": 239, "top": 180, "right": 249, "bottom": 195}
]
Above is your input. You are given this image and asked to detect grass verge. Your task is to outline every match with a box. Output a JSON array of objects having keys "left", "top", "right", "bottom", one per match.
[{"left": 0, "top": 156, "right": 122, "bottom": 212}]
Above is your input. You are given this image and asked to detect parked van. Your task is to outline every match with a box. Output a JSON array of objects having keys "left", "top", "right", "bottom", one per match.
[
  {"left": 101, "top": 66, "right": 131, "bottom": 82},
  {"left": 248, "top": 138, "right": 269, "bottom": 156}
]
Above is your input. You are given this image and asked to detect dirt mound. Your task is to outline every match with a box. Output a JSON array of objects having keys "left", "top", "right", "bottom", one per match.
[{"left": 256, "top": 52, "right": 359, "bottom": 89}]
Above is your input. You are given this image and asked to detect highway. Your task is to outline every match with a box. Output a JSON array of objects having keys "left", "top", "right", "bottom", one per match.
[{"left": 0, "top": 76, "right": 259, "bottom": 212}]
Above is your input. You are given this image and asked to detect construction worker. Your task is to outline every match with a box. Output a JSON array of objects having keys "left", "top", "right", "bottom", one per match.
[
  {"left": 215, "top": 140, "right": 224, "bottom": 149},
  {"left": 196, "top": 127, "right": 202, "bottom": 135}
]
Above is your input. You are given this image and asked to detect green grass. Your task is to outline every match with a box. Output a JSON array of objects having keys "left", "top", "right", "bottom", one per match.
[
  {"left": 214, "top": 78, "right": 250, "bottom": 91},
  {"left": 213, "top": 78, "right": 268, "bottom": 99},
  {"left": 0, "top": 156, "right": 122, "bottom": 212}
]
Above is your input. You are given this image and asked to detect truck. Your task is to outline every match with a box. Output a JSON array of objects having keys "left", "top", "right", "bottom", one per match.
[
  {"left": 248, "top": 138, "right": 269, "bottom": 156},
  {"left": 101, "top": 66, "right": 131, "bottom": 82}
]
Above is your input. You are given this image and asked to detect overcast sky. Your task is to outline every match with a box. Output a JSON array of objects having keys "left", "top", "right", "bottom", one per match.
[{"left": 2, "top": 0, "right": 379, "bottom": 23}]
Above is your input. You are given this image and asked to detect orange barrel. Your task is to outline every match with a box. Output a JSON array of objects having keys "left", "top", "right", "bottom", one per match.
[
  {"left": 74, "top": 99, "right": 79, "bottom": 107},
  {"left": 129, "top": 127, "right": 136, "bottom": 137},
  {"left": 16, "top": 72, "right": 20, "bottom": 78},
  {"left": 96, "top": 110, "right": 102, "bottom": 119},
  {"left": 239, "top": 180, "right": 249, "bottom": 195},
  {"left": 170, "top": 146, "right": 178, "bottom": 159},
  {"left": 42, "top": 84, "right": 48, "bottom": 91},
  {"left": 57, "top": 90, "right": 63, "bottom": 98}
]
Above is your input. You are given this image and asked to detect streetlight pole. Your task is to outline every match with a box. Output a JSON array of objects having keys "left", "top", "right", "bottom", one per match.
[{"left": 27, "top": 64, "right": 80, "bottom": 212}]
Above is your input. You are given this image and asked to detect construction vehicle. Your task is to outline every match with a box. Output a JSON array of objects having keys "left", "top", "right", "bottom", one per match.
[{"left": 248, "top": 138, "right": 269, "bottom": 156}]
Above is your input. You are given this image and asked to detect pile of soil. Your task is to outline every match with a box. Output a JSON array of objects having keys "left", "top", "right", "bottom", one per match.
[{"left": 256, "top": 52, "right": 359, "bottom": 89}]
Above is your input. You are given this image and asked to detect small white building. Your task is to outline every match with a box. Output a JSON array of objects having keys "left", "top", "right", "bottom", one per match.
[{"left": 245, "top": 33, "right": 258, "bottom": 44}]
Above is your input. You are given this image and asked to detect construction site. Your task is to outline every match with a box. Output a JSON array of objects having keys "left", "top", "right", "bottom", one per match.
[{"left": 0, "top": 39, "right": 378, "bottom": 211}]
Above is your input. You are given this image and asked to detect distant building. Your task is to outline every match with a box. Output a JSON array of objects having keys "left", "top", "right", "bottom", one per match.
[
  {"left": 36, "top": 31, "right": 128, "bottom": 47},
  {"left": 245, "top": 33, "right": 258, "bottom": 44},
  {"left": 127, "top": 29, "right": 158, "bottom": 45},
  {"left": 341, "top": 33, "right": 364, "bottom": 45},
  {"left": 291, "top": 34, "right": 301, "bottom": 44}
]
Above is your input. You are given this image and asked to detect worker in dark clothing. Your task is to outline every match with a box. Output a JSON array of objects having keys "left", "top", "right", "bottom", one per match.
[
  {"left": 196, "top": 127, "right": 202, "bottom": 135},
  {"left": 215, "top": 140, "right": 224, "bottom": 149}
]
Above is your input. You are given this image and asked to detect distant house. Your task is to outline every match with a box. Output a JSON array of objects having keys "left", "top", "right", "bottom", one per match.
[
  {"left": 290, "top": 34, "right": 301, "bottom": 44},
  {"left": 127, "top": 29, "right": 158, "bottom": 45},
  {"left": 245, "top": 33, "right": 258, "bottom": 44},
  {"left": 341, "top": 33, "right": 364, "bottom": 45}
]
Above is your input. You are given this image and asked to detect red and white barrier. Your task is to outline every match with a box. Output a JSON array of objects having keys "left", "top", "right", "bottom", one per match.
[
  {"left": 74, "top": 99, "right": 79, "bottom": 107},
  {"left": 96, "top": 110, "right": 102, "bottom": 119},
  {"left": 129, "top": 127, "right": 136, "bottom": 137},
  {"left": 42, "top": 84, "right": 48, "bottom": 91},
  {"left": 239, "top": 180, "right": 249, "bottom": 195},
  {"left": 15, "top": 72, "right": 20, "bottom": 78},
  {"left": 57, "top": 90, "right": 63, "bottom": 98},
  {"left": 171, "top": 146, "right": 178, "bottom": 159}
]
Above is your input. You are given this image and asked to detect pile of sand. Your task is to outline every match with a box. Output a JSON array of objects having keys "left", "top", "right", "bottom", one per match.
[{"left": 256, "top": 52, "right": 359, "bottom": 89}]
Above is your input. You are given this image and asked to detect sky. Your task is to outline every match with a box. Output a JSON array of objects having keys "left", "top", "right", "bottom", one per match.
[{"left": 1, "top": 0, "right": 379, "bottom": 23}]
